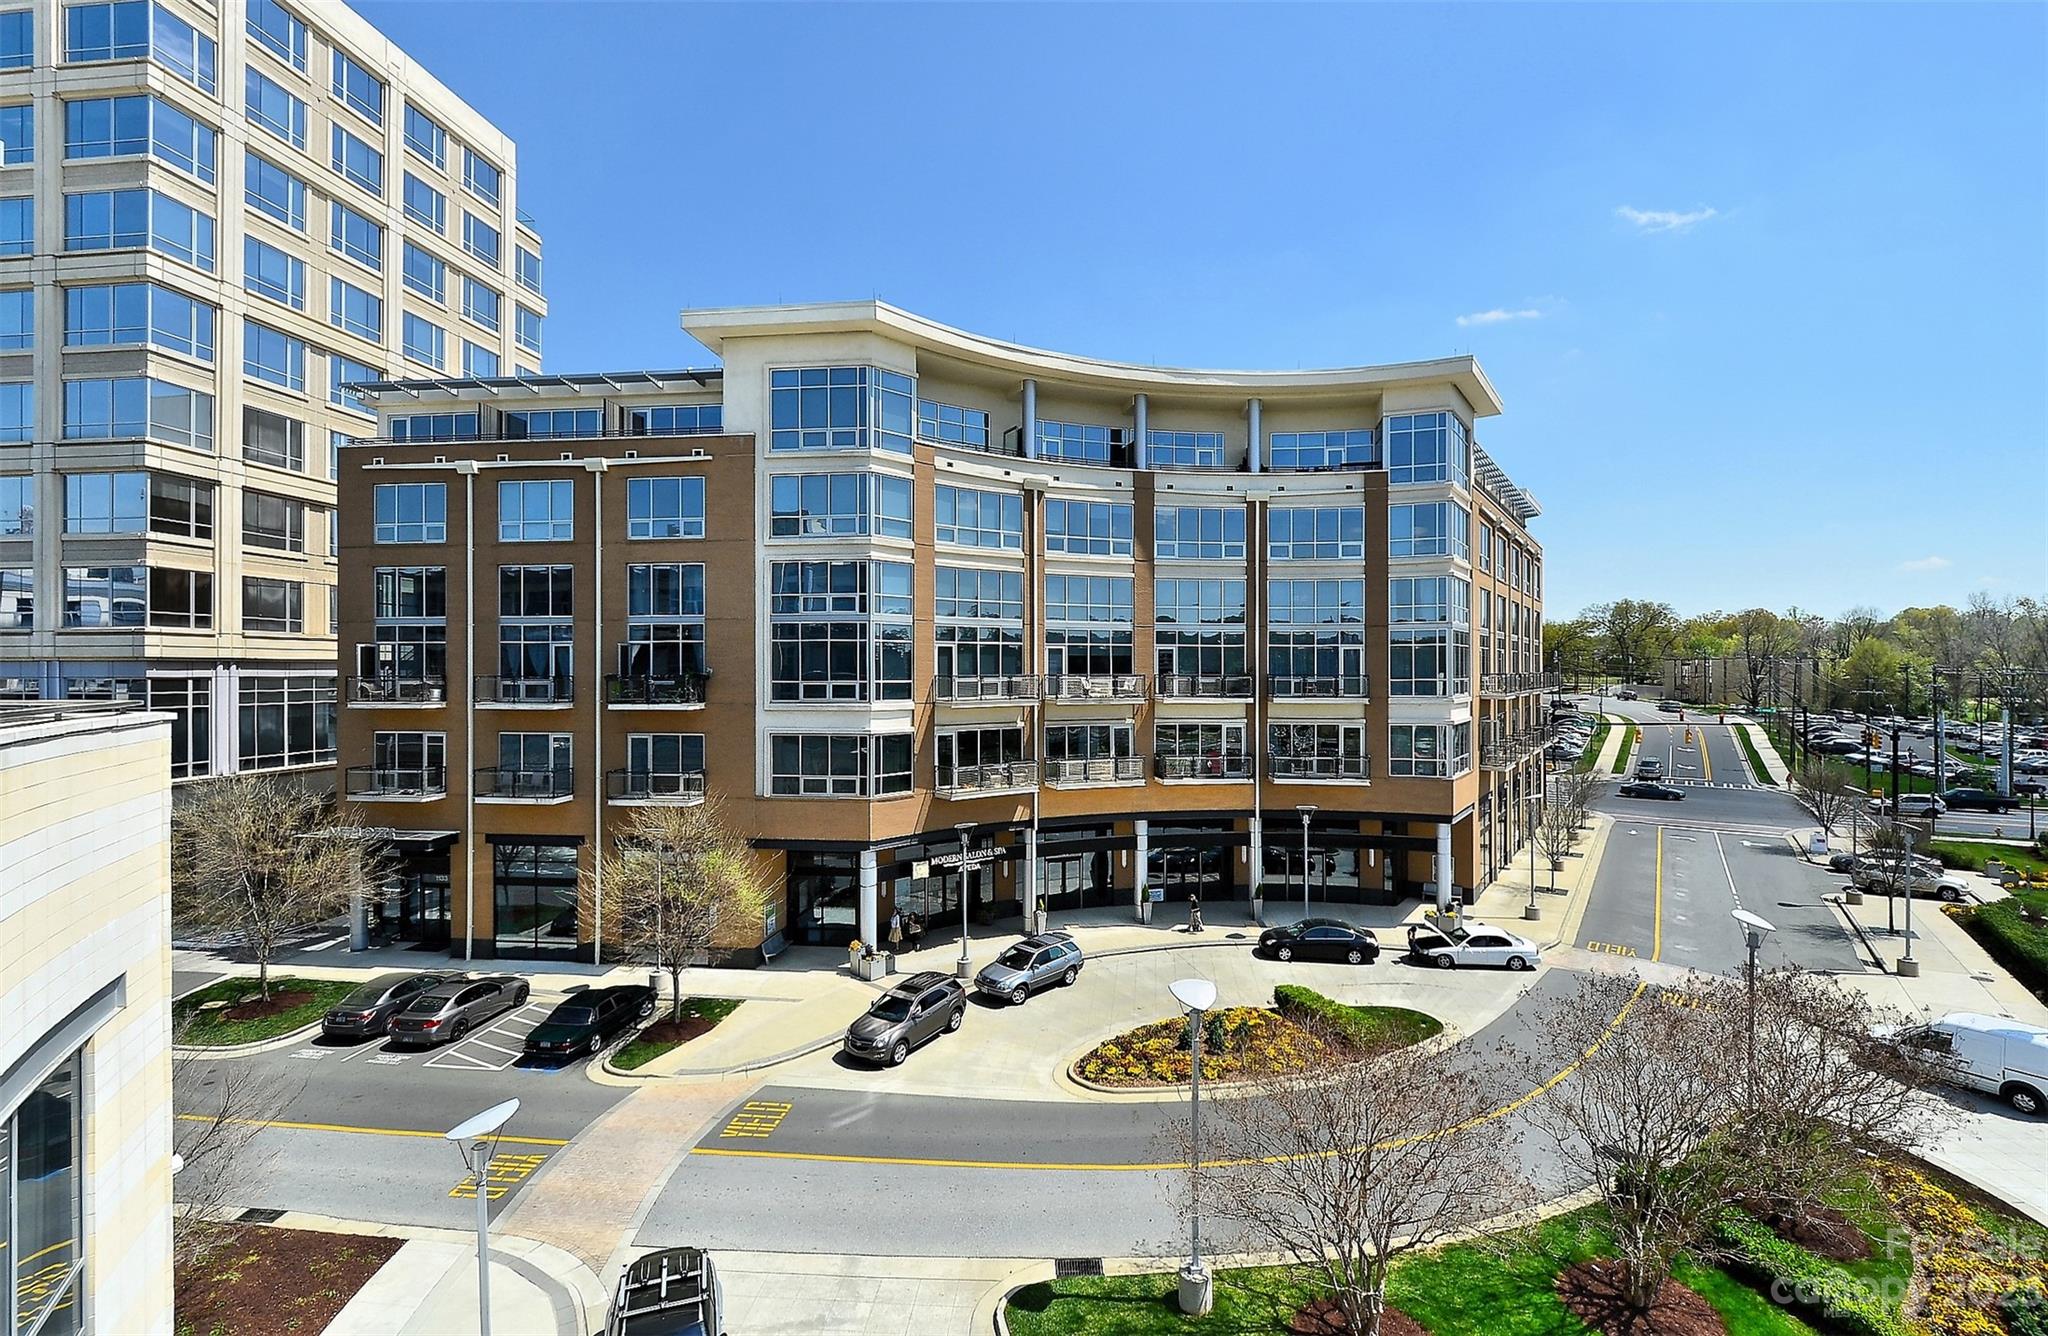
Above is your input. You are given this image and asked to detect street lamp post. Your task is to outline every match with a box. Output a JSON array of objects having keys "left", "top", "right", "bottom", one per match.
[
  {"left": 1898, "top": 826, "right": 1921, "bottom": 978},
  {"left": 444, "top": 1098, "right": 520, "bottom": 1336},
  {"left": 1525, "top": 793, "right": 1541, "bottom": 921},
  {"left": 954, "top": 822, "right": 975, "bottom": 981},
  {"left": 1295, "top": 805, "right": 1316, "bottom": 918},
  {"left": 1169, "top": 977, "right": 1218, "bottom": 1316},
  {"left": 1730, "top": 910, "right": 1775, "bottom": 1111}
]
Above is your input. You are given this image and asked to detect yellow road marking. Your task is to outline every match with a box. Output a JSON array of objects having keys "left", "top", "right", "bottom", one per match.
[
  {"left": 691, "top": 983, "right": 1652, "bottom": 1172},
  {"left": 1654, "top": 826, "right": 1665, "bottom": 962},
  {"left": 451, "top": 1151, "right": 549, "bottom": 1199},
  {"left": 173, "top": 1114, "right": 568, "bottom": 1147},
  {"left": 719, "top": 1099, "right": 793, "bottom": 1139},
  {"left": 1699, "top": 725, "right": 1713, "bottom": 781}
]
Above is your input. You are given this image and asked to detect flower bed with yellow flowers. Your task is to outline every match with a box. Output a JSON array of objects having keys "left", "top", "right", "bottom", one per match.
[
  {"left": 1871, "top": 1160, "right": 2048, "bottom": 1336},
  {"left": 1072, "top": 1005, "right": 1327, "bottom": 1087}
]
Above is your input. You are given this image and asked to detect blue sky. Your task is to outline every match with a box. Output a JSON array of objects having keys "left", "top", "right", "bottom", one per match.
[{"left": 357, "top": 1, "right": 2047, "bottom": 620}]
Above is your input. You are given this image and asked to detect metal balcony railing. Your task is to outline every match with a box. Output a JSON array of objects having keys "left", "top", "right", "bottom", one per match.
[
  {"left": 1480, "top": 724, "right": 1556, "bottom": 770},
  {"left": 474, "top": 675, "right": 574, "bottom": 705},
  {"left": 1153, "top": 674, "right": 1253, "bottom": 700},
  {"left": 346, "top": 766, "right": 447, "bottom": 797},
  {"left": 475, "top": 766, "right": 574, "bottom": 799},
  {"left": 1044, "top": 756, "right": 1146, "bottom": 785},
  {"left": 605, "top": 672, "right": 708, "bottom": 707},
  {"left": 347, "top": 676, "right": 447, "bottom": 705},
  {"left": 935, "top": 760, "right": 1040, "bottom": 796},
  {"left": 606, "top": 769, "right": 705, "bottom": 803},
  {"left": 934, "top": 675, "right": 1042, "bottom": 704},
  {"left": 1155, "top": 753, "right": 1254, "bottom": 781},
  {"left": 1044, "top": 674, "right": 1148, "bottom": 702},
  {"left": 1267, "top": 675, "right": 1370, "bottom": 700},
  {"left": 1480, "top": 671, "right": 1563, "bottom": 695},
  {"left": 1267, "top": 754, "right": 1371, "bottom": 782}
]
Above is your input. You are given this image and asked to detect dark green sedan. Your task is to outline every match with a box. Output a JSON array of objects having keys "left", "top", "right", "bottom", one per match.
[{"left": 524, "top": 985, "right": 657, "bottom": 1060}]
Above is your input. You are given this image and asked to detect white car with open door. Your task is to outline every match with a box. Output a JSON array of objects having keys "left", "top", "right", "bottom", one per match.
[{"left": 1407, "top": 921, "right": 1540, "bottom": 971}]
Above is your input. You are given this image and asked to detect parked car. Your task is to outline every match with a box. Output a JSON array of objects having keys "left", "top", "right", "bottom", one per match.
[
  {"left": 2014, "top": 778, "right": 2047, "bottom": 798},
  {"left": 605, "top": 1246, "right": 723, "bottom": 1336},
  {"left": 1850, "top": 861, "right": 1970, "bottom": 902},
  {"left": 1617, "top": 781, "right": 1685, "bottom": 801},
  {"left": 1898, "top": 1014, "right": 2048, "bottom": 1115},
  {"left": 1258, "top": 917, "right": 1380, "bottom": 965},
  {"left": 1812, "top": 737, "right": 1863, "bottom": 755},
  {"left": 387, "top": 975, "right": 530, "bottom": 1046},
  {"left": 1828, "top": 851, "right": 1941, "bottom": 876},
  {"left": 842, "top": 971, "right": 965, "bottom": 1065},
  {"left": 320, "top": 971, "right": 461, "bottom": 1040},
  {"left": 1408, "top": 921, "right": 1539, "bottom": 971},
  {"left": 1634, "top": 757, "right": 1665, "bottom": 780},
  {"left": 1942, "top": 788, "right": 2015, "bottom": 813},
  {"left": 525, "top": 985, "right": 658, "bottom": 1059},
  {"left": 974, "top": 931, "right": 1085, "bottom": 1004}
]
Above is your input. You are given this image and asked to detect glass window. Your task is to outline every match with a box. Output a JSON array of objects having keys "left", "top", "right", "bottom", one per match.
[
  {"left": 330, "top": 353, "right": 380, "bottom": 414},
  {"left": 328, "top": 276, "right": 382, "bottom": 342},
  {"left": 1385, "top": 410, "right": 1470, "bottom": 486},
  {"left": 514, "top": 304, "right": 541, "bottom": 355},
  {"left": 0, "top": 103, "right": 30, "bottom": 165},
  {"left": 626, "top": 404, "right": 721, "bottom": 436},
  {"left": 65, "top": 188, "right": 215, "bottom": 271},
  {"left": 374, "top": 482, "right": 446, "bottom": 543},
  {"left": 1044, "top": 574, "right": 1135, "bottom": 678},
  {"left": 515, "top": 245, "right": 542, "bottom": 296},
  {"left": 768, "top": 733, "right": 909, "bottom": 798},
  {"left": 242, "top": 404, "right": 303, "bottom": 470},
  {"left": 1269, "top": 428, "right": 1376, "bottom": 471},
  {"left": 620, "top": 562, "right": 706, "bottom": 682},
  {"left": 62, "top": 564, "right": 146, "bottom": 626},
  {"left": 0, "top": 563, "right": 31, "bottom": 627},
  {"left": 401, "top": 241, "right": 445, "bottom": 303},
  {"left": 500, "top": 408, "right": 593, "bottom": 440},
  {"left": 403, "top": 105, "right": 446, "bottom": 168},
  {"left": 63, "top": 471, "right": 147, "bottom": 533},
  {"left": 1389, "top": 627, "right": 1468, "bottom": 697},
  {"left": 149, "top": 472, "right": 212, "bottom": 539},
  {"left": 402, "top": 172, "right": 445, "bottom": 232},
  {"left": 767, "top": 472, "right": 907, "bottom": 539},
  {"left": 626, "top": 476, "right": 705, "bottom": 539},
  {"left": 461, "top": 277, "right": 500, "bottom": 332},
  {"left": 767, "top": 560, "right": 911, "bottom": 703},
  {"left": 63, "top": 376, "right": 212, "bottom": 450},
  {"left": 242, "top": 575, "right": 303, "bottom": 632},
  {"left": 498, "top": 479, "right": 573, "bottom": 542},
  {"left": 463, "top": 342, "right": 499, "bottom": 377},
  {"left": 244, "top": 150, "right": 306, "bottom": 231},
  {"left": 65, "top": 282, "right": 213, "bottom": 360},
  {"left": 0, "top": 195, "right": 29, "bottom": 257},
  {"left": 0, "top": 473, "right": 30, "bottom": 535},
  {"left": 244, "top": 234, "right": 306, "bottom": 310},
  {"left": 389, "top": 411, "right": 477, "bottom": 442},
  {"left": 401, "top": 312, "right": 444, "bottom": 369},
  {"left": 330, "top": 122, "right": 383, "bottom": 195},
  {"left": 0, "top": 287, "right": 30, "bottom": 350},
  {"left": 463, "top": 147, "right": 501, "bottom": 206},
  {"left": 246, "top": 0, "right": 307, "bottom": 72},
  {"left": 1388, "top": 500, "right": 1472, "bottom": 560},
  {"left": 491, "top": 841, "right": 580, "bottom": 956},
  {"left": 244, "top": 65, "right": 306, "bottom": 149},
  {"left": 1153, "top": 577, "right": 1247, "bottom": 682},
  {"left": 331, "top": 47, "right": 384, "bottom": 125},
  {"left": 1390, "top": 723, "right": 1464, "bottom": 778},
  {"left": 6, "top": 1049, "right": 85, "bottom": 1336},
  {"left": 933, "top": 484, "right": 1023, "bottom": 549},
  {"left": 0, "top": 10, "right": 30, "bottom": 69},
  {"left": 917, "top": 398, "right": 990, "bottom": 449},
  {"left": 329, "top": 200, "right": 383, "bottom": 271},
  {"left": 1044, "top": 498, "right": 1133, "bottom": 556},
  {"left": 463, "top": 211, "right": 500, "bottom": 267},
  {"left": 1267, "top": 506, "right": 1366, "bottom": 560},
  {"left": 238, "top": 673, "right": 335, "bottom": 768},
  {"left": 1153, "top": 505, "right": 1246, "bottom": 560},
  {"left": 243, "top": 318, "right": 305, "bottom": 391},
  {"left": 0, "top": 381, "right": 29, "bottom": 441},
  {"left": 769, "top": 366, "right": 912, "bottom": 454},
  {"left": 1037, "top": 418, "right": 1126, "bottom": 464},
  {"left": 1146, "top": 428, "right": 1225, "bottom": 468},
  {"left": 65, "top": 93, "right": 216, "bottom": 183},
  {"left": 1268, "top": 722, "right": 1369, "bottom": 778},
  {"left": 242, "top": 490, "right": 304, "bottom": 552}
]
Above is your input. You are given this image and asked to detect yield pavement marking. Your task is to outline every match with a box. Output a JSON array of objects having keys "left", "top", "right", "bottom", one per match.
[
  {"left": 450, "top": 1151, "right": 550, "bottom": 1200},
  {"left": 173, "top": 1114, "right": 567, "bottom": 1147},
  {"left": 719, "top": 1100, "right": 793, "bottom": 1139}
]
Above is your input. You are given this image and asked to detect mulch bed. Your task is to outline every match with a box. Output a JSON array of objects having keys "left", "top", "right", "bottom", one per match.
[
  {"left": 175, "top": 1224, "right": 401, "bottom": 1336},
  {"left": 1766, "top": 1204, "right": 1872, "bottom": 1263},
  {"left": 638, "top": 1015, "right": 716, "bottom": 1047},
  {"left": 1555, "top": 1259, "right": 1728, "bottom": 1336},
  {"left": 219, "top": 990, "right": 316, "bottom": 1023},
  {"left": 1289, "top": 1296, "right": 1429, "bottom": 1335}
]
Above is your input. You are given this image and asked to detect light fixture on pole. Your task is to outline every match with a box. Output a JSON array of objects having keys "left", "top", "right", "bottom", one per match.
[
  {"left": 1525, "top": 793, "right": 1541, "bottom": 921},
  {"left": 445, "top": 1098, "right": 520, "bottom": 1336},
  {"left": 1730, "top": 910, "right": 1775, "bottom": 1110},
  {"left": 955, "top": 822, "right": 975, "bottom": 981},
  {"left": 1295, "top": 804, "right": 1316, "bottom": 918},
  {"left": 1169, "top": 977, "right": 1218, "bottom": 1317},
  {"left": 1897, "top": 826, "right": 1921, "bottom": 978}
]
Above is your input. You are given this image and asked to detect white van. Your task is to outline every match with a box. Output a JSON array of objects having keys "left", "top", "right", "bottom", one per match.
[{"left": 1901, "top": 1014, "right": 2048, "bottom": 1115}]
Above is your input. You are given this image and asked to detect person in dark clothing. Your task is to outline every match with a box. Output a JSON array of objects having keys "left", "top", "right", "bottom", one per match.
[{"left": 1188, "top": 893, "right": 1204, "bottom": 934}]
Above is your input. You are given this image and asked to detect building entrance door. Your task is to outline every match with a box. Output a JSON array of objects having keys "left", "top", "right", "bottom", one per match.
[
  {"left": 1040, "top": 851, "right": 1111, "bottom": 911},
  {"left": 1150, "top": 845, "right": 1229, "bottom": 905}
]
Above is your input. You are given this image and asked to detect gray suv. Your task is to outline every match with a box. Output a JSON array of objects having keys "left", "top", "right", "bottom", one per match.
[
  {"left": 321, "top": 971, "right": 460, "bottom": 1039},
  {"left": 842, "top": 972, "right": 965, "bottom": 1066},
  {"left": 975, "top": 932, "right": 1084, "bottom": 1005}
]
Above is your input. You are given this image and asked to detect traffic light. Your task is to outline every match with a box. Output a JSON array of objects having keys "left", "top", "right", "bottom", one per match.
[{"left": 1685, "top": 728, "right": 1694, "bottom": 745}]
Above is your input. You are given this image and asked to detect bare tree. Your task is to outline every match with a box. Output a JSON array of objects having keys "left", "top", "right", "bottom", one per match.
[
  {"left": 171, "top": 776, "right": 389, "bottom": 1001},
  {"left": 1181, "top": 1026, "right": 1526, "bottom": 1336},
  {"left": 1537, "top": 807, "right": 1577, "bottom": 873},
  {"left": 1525, "top": 970, "right": 1744, "bottom": 1315},
  {"left": 1551, "top": 769, "right": 1601, "bottom": 836},
  {"left": 600, "top": 795, "right": 770, "bottom": 1022},
  {"left": 1790, "top": 757, "right": 1863, "bottom": 838},
  {"left": 1733, "top": 609, "right": 1795, "bottom": 711},
  {"left": 172, "top": 1023, "right": 302, "bottom": 1267}
]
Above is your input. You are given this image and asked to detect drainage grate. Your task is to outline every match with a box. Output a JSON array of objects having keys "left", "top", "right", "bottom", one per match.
[
  {"left": 236, "top": 1207, "right": 285, "bottom": 1224},
  {"left": 1055, "top": 1258, "right": 1104, "bottom": 1278}
]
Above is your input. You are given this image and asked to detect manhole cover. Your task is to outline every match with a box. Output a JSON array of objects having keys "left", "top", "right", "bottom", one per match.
[
  {"left": 236, "top": 1207, "right": 285, "bottom": 1224},
  {"left": 1055, "top": 1258, "right": 1104, "bottom": 1278}
]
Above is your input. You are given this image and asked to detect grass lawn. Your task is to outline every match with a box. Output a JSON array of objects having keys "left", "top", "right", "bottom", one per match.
[
  {"left": 1578, "top": 721, "right": 1611, "bottom": 773},
  {"left": 173, "top": 976, "right": 358, "bottom": 1046},
  {"left": 1612, "top": 726, "right": 1637, "bottom": 775},
  {"left": 1736, "top": 726, "right": 1780, "bottom": 786},
  {"left": 1927, "top": 839, "right": 2048, "bottom": 879},
  {"left": 610, "top": 997, "right": 742, "bottom": 1070}
]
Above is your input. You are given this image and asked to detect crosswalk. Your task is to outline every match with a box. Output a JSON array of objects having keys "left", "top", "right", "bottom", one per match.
[{"left": 1614, "top": 814, "right": 1798, "bottom": 840}]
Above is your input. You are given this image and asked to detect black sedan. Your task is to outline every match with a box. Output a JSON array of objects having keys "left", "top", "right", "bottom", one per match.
[
  {"left": 524, "top": 985, "right": 657, "bottom": 1060},
  {"left": 1258, "top": 918, "right": 1380, "bottom": 965},
  {"left": 320, "top": 971, "right": 461, "bottom": 1039},
  {"left": 1617, "top": 781, "right": 1685, "bottom": 801}
]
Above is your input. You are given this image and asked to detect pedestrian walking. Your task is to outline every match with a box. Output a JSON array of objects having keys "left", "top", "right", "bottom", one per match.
[
  {"left": 908, "top": 912, "right": 925, "bottom": 950},
  {"left": 1188, "top": 893, "right": 1204, "bottom": 934},
  {"left": 888, "top": 908, "right": 904, "bottom": 954}
]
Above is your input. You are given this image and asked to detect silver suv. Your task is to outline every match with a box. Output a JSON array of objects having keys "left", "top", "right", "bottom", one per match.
[
  {"left": 975, "top": 932, "right": 1084, "bottom": 1005},
  {"left": 842, "top": 972, "right": 966, "bottom": 1066}
]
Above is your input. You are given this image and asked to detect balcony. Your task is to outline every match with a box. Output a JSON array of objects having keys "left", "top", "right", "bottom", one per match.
[
  {"left": 1480, "top": 671, "right": 1562, "bottom": 696},
  {"left": 606, "top": 769, "right": 705, "bottom": 804},
  {"left": 605, "top": 672, "right": 708, "bottom": 708},
  {"left": 1155, "top": 753, "right": 1253, "bottom": 782},
  {"left": 1268, "top": 676, "right": 1370, "bottom": 701},
  {"left": 1267, "top": 755, "right": 1371, "bottom": 782},
  {"left": 1154, "top": 674, "right": 1253, "bottom": 701},
  {"left": 936, "top": 760, "right": 1040, "bottom": 797},
  {"left": 934, "top": 675, "right": 1042, "bottom": 705},
  {"left": 347, "top": 676, "right": 447, "bottom": 706},
  {"left": 1044, "top": 756, "right": 1145, "bottom": 786},
  {"left": 346, "top": 766, "right": 447, "bottom": 799},
  {"left": 1481, "top": 724, "right": 1555, "bottom": 770},
  {"left": 1044, "top": 674, "right": 1148, "bottom": 703},
  {"left": 475, "top": 766, "right": 574, "bottom": 801},
  {"left": 475, "top": 675, "right": 574, "bottom": 706}
]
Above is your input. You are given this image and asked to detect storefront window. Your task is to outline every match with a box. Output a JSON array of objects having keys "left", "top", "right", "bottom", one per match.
[
  {"left": 786, "top": 851, "right": 857, "bottom": 947},
  {"left": 493, "top": 841, "right": 580, "bottom": 957},
  {"left": 4, "top": 1049, "right": 84, "bottom": 1336}
]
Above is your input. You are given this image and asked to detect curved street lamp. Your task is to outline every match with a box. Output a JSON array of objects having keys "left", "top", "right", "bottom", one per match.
[
  {"left": 445, "top": 1098, "right": 521, "bottom": 1336},
  {"left": 1169, "top": 977, "right": 1218, "bottom": 1316}
]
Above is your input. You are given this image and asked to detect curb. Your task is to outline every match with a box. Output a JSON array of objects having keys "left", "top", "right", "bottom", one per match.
[
  {"left": 597, "top": 1030, "right": 843, "bottom": 1083},
  {"left": 172, "top": 1018, "right": 329, "bottom": 1059},
  {"left": 1825, "top": 893, "right": 1890, "bottom": 973}
]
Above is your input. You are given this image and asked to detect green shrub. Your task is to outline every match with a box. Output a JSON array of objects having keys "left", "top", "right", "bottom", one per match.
[
  {"left": 2000, "top": 1282, "right": 2048, "bottom": 1336},
  {"left": 1272, "top": 985, "right": 1442, "bottom": 1052},
  {"left": 1958, "top": 900, "right": 2048, "bottom": 1004},
  {"left": 1714, "top": 1213, "right": 1905, "bottom": 1336}
]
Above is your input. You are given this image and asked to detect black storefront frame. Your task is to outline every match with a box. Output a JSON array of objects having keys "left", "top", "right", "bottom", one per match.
[{"left": 485, "top": 833, "right": 585, "bottom": 960}]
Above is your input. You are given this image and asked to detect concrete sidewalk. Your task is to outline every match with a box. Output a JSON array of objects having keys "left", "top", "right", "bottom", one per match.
[
  {"left": 1471, "top": 811, "right": 1612, "bottom": 950},
  {"left": 1732, "top": 715, "right": 1791, "bottom": 784},
  {"left": 1592, "top": 713, "right": 1632, "bottom": 773}
]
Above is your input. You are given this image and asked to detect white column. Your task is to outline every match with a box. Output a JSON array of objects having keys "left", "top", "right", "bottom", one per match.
[
  {"left": 1021, "top": 378, "right": 1038, "bottom": 459},
  {"left": 209, "top": 663, "right": 237, "bottom": 775},
  {"left": 1247, "top": 813, "right": 1263, "bottom": 910},
  {"left": 857, "top": 848, "right": 879, "bottom": 950},
  {"left": 1246, "top": 398, "right": 1263, "bottom": 473},
  {"left": 1435, "top": 821, "right": 1454, "bottom": 915},
  {"left": 1025, "top": 826, "right": 1041, "bottom": 932},
  {"left": 1132, "top": 393, "right": 1149, "bottom": 469},
  {"left": 1134, "top": 819, "right": 1150, "bottom": 924}
]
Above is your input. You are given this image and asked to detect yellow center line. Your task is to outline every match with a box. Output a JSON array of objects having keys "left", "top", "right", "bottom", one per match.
[
  {"left": 1654, "top": 826, "right": 1665, "bottom": 963},
  {"left": 173, "top": 1114, "right": 568, "bottom": 1147},
  {"left": 1698, "top": 722, "right": 1713, "bottom": 781},
  {"left": 691, "top": 982, "right": 1652, "bottom": 1173}
]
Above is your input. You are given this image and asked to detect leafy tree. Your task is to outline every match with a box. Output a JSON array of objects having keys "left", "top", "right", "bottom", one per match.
[
  {"left": 1839, "top": 636, "right": 1906, "bottom": 709},
  {"left": 601, "top": 795, "right": 770, "bottom": 1021},
  {"left": 1590, "top": 599, "right": 1676, "bottom": 681}
]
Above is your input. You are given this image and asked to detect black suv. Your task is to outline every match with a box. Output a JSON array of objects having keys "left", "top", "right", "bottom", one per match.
[
  {"left": 1942, "top": 788, "right": 2015, "bottom": 813},
  {"left": 843, "top": 971, "right": 966, "bottom": 1066}
]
